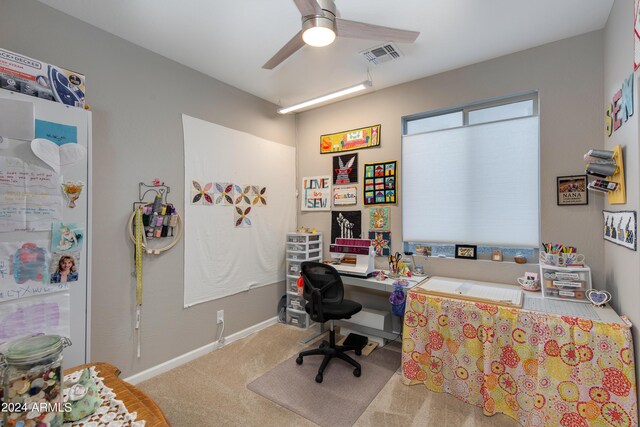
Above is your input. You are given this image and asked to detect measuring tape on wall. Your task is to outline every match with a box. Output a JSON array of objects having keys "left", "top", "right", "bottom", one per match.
[
  {"left": 134, "top": 207, "right": 144, "bottom": 358},
  {"left": 128, "top": 200, "right": 183, "bottom": 358}
]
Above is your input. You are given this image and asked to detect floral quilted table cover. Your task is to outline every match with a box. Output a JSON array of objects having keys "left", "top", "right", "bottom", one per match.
[{"left": 401, "top": 289, "right": 638, "bottom": 427}]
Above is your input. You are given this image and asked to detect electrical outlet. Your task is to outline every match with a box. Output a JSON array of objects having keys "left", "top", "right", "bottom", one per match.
[{"left": 217, "top": 310, "right": 224, "bottom": 324}]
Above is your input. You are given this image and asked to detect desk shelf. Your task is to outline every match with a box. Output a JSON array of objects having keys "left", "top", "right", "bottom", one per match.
[{"left": 285, "top": 232, "right": 322, "bottom": 328}]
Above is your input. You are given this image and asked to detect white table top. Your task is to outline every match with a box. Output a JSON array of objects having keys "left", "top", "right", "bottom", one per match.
[
  {"left": 341, "top": 272, "right": 428, "bottom": 293},
  {"left": 342, "top": 273, "right": 625, "bottom": 325}
]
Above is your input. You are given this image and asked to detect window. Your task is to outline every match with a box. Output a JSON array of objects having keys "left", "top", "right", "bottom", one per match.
[{"left": 402, "top": 93, "right": 539, "bottom": 254}]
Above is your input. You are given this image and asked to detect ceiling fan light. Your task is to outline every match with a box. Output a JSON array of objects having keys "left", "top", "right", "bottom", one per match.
[{"left": 302, "top": 17, "right": 336, "bottom": 47}]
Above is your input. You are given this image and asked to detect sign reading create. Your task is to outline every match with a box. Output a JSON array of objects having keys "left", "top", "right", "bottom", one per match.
[
  {"left": 320, "top": 125, "right": 380, "bottom": 154},
  {"left": 605, "top": 73, "right": 633, "bottom": 137}
]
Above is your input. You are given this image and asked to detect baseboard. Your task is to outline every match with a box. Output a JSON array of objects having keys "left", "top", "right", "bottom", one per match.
[{"left": 125, "top": 316, "right": 278, "bottom": 384}]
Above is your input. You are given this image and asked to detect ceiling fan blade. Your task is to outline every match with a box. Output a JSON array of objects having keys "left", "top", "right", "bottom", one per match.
[
  {"left": 293, "top": 0, "right": 322, "bottom": 17},
  {"left": 262, "top": 31, "right": 305, "bottom": 69},
  {"left": 336, "top": 18, "right": 419, "bottom": 43}
]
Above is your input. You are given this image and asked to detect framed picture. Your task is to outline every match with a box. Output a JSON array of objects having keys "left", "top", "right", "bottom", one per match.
[
  {"left": 301, "top": 175, "right": 331, "bottom": 211},
  {"left": 557, "top": 175, "right": 588, "bottom": 206},
  {"left": 415, "top": 245, "right": 432, "bottom": 256},
  {"left": 320, "top": 125, "right": 380, "bottom": 154},
  {"left": 603, "top": 210, "right": 636, "bottom": 251},
  {"left": 333, "top": 186, "right": 357, "bottom": 206},
  {"left": 331, "top": 210, "right": 362, "bottom": 243},
  {"left": 369, "top": 207, "right": 390, "bottom": 230},
  {"left": 455, "top": 244, "right": 477, "bottom": 260},
  {"left": 333, "top": 154, "right": 358, "bottom": 184},
  {"left": 363, "top": 160, "right": 397, "bottom": 205},
  {"left": 491, "top": 249, "right": 503, "bottom": 261},
  {"left": 368, "top": 231, "right": 391, "bottom": 256}
]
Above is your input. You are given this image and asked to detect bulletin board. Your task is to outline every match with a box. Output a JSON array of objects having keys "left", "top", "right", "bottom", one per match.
[
  {"left": 0, "top": 90, "right": 91, "bottom": 367},
  {"left": 182, "top": 115, "right": 296, "bottom": 307}
]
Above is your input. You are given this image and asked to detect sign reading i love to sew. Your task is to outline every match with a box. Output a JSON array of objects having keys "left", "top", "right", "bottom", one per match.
[{"left": 301, "top": 175, "right": 331, "bottom": 211}]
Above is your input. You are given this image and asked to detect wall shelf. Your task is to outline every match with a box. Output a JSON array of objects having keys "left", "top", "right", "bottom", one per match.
[{"left": 607, "top": 144, "right": 626, "bottom": 204}]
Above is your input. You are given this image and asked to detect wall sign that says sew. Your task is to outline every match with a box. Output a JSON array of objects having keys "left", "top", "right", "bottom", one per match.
[
  {"left": 605, "top": 73, "right": 633, "bottom": 137},
  {"left": 301, "top": 175, "right": 331, "bottom": 211}
]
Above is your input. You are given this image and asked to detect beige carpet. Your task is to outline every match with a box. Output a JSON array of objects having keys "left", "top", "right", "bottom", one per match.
[
  {"left": 248, "top": 346, "right": 399, "bottom": 427},
  {"left": 137, "top": 323, "right": 519, "bottom": 426}
]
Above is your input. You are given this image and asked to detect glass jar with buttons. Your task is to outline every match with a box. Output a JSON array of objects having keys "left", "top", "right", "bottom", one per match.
[{"left": 1, "top": 335, "right": 71, "bottom": 427}]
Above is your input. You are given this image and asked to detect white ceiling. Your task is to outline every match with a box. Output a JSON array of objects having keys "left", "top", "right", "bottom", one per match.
[{"left": 37, "top": 0, "right": 613, "bottom": 109}]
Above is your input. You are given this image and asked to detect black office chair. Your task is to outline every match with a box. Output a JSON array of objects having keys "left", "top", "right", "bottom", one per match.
[{"left": 295, "top": 261, "right": 363, "bottom": 383}]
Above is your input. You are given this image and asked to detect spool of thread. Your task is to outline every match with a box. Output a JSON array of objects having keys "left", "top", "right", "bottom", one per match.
[
  {"left": 148, "top": 212, "right": 158, "bottom": 233},
  {"left": 161, "top": 205, "right": 167, "bottom": 215},
  {"left": 154, "top": 227, "right": 162, "bottom": 238},
  {"left": 161, "top": 225, "right": 168, "bottom": 237},
  {"left": 142, "top": 206, "right": 151, "bottom": 226},
  {"left": 163, "top": 214, "right": 170, "bottom": 226},
  {"left": 169, "top": 213, "right": 178, "bottom": 227},
  {"left": 152, "top": 194, "right": 163, "bottom": 213}
]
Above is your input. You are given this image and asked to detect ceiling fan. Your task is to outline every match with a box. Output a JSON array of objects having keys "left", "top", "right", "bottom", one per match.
[{"left": 262, "top": 0, "right": 420, "bottom": 69}]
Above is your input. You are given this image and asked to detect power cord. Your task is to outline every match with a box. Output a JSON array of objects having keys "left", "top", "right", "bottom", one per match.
[{"left": 379, "top": 332, "right": 402, "bottom": 350}]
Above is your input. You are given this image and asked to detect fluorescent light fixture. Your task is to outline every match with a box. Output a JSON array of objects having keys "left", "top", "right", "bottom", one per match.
[{"left": 278, "top": 80, "right": 372, "bottom": 114}]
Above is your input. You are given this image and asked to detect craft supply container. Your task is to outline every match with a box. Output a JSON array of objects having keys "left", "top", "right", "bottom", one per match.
[
  {"left": 539, "top": 264, "right": 592, "bottom": 303},
  {"left": 1, "top": 335, "right": 71, "bottom": 427}
]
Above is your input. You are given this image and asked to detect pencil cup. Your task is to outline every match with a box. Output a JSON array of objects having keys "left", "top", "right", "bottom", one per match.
[{"left": 539, "top": 252, "right": 559, "bottom": 266}]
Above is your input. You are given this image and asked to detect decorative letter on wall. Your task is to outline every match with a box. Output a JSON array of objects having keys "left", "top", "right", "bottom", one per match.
[{"left": 605, "top": 73, "right": 634, "bottom": 137}]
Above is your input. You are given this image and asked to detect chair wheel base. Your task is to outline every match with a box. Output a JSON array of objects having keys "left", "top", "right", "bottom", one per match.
[
  {"left": 353, "top": 368, "right": 361, "bottom": 377},
  {"left": 315, "top": 373, "right": 323, "bottom": 383},
  {"left": 296, "top": 356, "right": 303, "bottom": 365}
]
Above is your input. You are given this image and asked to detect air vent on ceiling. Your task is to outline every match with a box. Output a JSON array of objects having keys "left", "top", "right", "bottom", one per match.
[{"left": 359, "top": 42, "right": 403, "bottom": 65}]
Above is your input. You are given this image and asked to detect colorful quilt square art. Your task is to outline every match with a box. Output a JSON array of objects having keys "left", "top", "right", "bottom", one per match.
[
  {"left": 368, "top": 231, "right": 391, "bottom": 256},
  {"left": 364, "top": 161, "right": 397, "bottom": 205},
  {"left": 369, "top": 207, "right": 389, "bottom": 230},
  {"left": 332, "top": 154, "right": 358, "bottom": 185}
]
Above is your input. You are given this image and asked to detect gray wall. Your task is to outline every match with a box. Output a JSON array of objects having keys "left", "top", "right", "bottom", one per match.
[
  {"left": 297, "top": 31, "right": 605, "bottom": 288},
  {"left": 0, "top": 0, "right": 295, "bottom": 376},
  {"left": 603, "top": 0, "right": 640, "bottom": 406}
]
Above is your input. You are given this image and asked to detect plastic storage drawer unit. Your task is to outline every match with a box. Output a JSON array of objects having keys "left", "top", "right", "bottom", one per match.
[{"left": 540, "top": 264, "right": 592, "bottom": 303}]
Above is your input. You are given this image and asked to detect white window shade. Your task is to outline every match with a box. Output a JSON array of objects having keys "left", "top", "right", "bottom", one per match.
[{"left": 402, "top": 116, "right": 539, "bottom": 247}]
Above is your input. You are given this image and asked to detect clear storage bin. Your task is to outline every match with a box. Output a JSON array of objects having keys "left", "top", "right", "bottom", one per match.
[
  {"left": 287, "top": 294, "right": 306, "bottom": 311},
  {"left": 288, "top": 261, "right": 301, "bottom": 275},
  {"left": 540, "top": 265, "right": 592, "bottom": 302},
  {"left": 1, "top": 335, "right": 71, "bottom": 427},
  {"left": 286, "top": 243, "right": 305, "bottom": 251},
  {"left": 287, "top": 311, "right": 309, "bottom": 328},
  {"left": 287, "top": 277, "right": 300, "bottom": 294}
]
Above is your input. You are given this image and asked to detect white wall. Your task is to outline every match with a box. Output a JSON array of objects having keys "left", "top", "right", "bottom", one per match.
[
  {"left": 297, "top": 31, "right": 605, "bottom": 287},
  {"left": 0, "top": 0, "right": 295, "bottom": 377},
  {"left": 603, "top": 0, "right": 640, "bottom": 406}
]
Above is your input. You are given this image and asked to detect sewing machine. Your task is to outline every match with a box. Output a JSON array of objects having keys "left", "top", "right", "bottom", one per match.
[{"left": 329, "top": 238, "right": 375, "bottom": 277}]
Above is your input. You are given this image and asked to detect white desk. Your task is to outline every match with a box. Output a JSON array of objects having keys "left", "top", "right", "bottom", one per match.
[
  {"left": 341, "top": 273, "right": 428, "bottom": 293},
  {"left": 337, "top": 274, "right": 429, "bottom": 341},
  {"left": 297, "top": 273, "right": 427, "bottom": 344}
]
